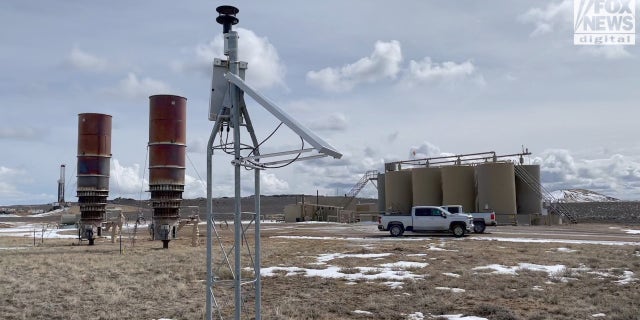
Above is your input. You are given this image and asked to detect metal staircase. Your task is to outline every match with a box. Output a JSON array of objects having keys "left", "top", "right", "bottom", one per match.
[
  {"left": 513, "top": 165, "right": 577, "bottom": 224},
  {"left": 341, "top": 170, "right": 379, "bottom": 209}
]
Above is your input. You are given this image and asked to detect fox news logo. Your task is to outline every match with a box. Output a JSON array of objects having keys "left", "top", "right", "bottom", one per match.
[{"left": 574, "top": 0, "right": 636, "bottom": 45}]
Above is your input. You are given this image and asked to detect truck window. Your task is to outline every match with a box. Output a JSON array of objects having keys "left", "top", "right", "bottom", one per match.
[
  {"left": 415, "top": 208, "right": 430, "bottom": 216},
  {"left": 447, "top": 207, "right": 460, "bottom": 213},
  {"left": 429, "top": 208, "right": 443, "bottom": 216}
]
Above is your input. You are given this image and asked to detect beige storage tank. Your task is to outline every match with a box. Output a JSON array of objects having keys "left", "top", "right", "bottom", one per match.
[
  {"left": 412, "top": 167, "right": 442, "bottom": 206},
  {"left": 441, "top": 165, "right": 476, "bottom": 211},
  {"left": 476, "top": 162, "right": 517, "bottom": 224},
  {"left": 515, "top": 164, "right": 543, "bottom": 215},
  {"left": 384, "top": 170, "right": 412, "bottom": 214}
]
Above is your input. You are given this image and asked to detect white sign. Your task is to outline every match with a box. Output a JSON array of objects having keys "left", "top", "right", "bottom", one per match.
[{"left": 574, "top": 0, "right": 636, "bottom": 45}]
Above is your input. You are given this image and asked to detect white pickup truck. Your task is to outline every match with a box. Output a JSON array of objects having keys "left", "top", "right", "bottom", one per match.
[
  {"left": 378, "top": 206, "right": 473, "bottom": 237},
  {"left": 440, "top": 205, "right": 497, "bottom": 234}
]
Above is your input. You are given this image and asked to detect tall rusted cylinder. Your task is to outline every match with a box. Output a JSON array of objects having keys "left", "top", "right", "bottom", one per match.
[
  {"left": 148, "top": 95, "right": 187, "bottom": 248},
  {"left": 77, "top": 113, "right": 112, "bottom": 245}
]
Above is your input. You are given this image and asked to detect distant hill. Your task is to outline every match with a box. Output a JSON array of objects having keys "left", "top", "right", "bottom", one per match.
[{"left": 547, "top": 189, "right": 619, "bottom": 203}]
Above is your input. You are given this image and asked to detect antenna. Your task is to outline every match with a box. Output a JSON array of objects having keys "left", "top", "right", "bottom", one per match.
[{"left": 205, "top": 6, "right": 342, "bottom": 320}]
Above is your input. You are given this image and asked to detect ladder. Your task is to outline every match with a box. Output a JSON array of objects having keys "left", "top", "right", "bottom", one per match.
[
  {"left": 341, "top": 170, "right": 379, "bottom": 209},
  {"left": 513, "top": 165, "right": 578, "bottom": 224}
]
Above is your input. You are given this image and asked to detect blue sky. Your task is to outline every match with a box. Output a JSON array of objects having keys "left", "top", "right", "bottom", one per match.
[{"left": 1, "top": 0, "right": 640, "bottom": 205}]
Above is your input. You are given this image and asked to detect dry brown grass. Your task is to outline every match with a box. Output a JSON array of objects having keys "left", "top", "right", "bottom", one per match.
[{"left": 1, "top": 224, "right": 639, "bottom": 319}]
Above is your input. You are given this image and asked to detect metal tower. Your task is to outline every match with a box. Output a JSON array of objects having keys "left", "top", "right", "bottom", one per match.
[
  {"left": 206, "top": 5, "right": 342, "bottom": 319},
  {"left": 57, "top": 164, "right": 66, "bottom": 207}
]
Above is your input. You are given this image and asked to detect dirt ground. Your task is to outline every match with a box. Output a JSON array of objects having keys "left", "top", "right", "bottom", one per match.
[{"left": 1, "top": 220, "right": 639, "bottom": 320}]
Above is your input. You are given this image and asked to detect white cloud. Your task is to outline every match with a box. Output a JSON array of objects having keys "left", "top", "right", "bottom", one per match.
[
  {"left": 401, "top": 57, "right": 476, "bottom": 87},
  {"left": 579, "top": 46, "right": 632, "bottom": 59},
  {"left": 306, "top": 40, "right": 402, "bottom": 92},
  {"left": 307, "top": 113, "right": 348, "bottom": 131},
  {"left": 109, "top": 159, "right": 146, "bottom": 198},
  {"left": 174, "top": 28, "right": 285, "bottom": 89},
  {"left": 0, "top": 166, "right": 47, "bottom": 205},
  {"left": 261, "top": 172, "right": 289, "bottom": 194},
  {"left": 0, "top": 167, "right": 22, "bottom": 198},
  {"left": 0, "top": 127, "right": 43, "bottom": 141},
  {"left": 409, "top": 142, "right": 444, "bottom": 159},
  {"left": 519, "top": 0, "right": 572, "bottom": 37},
  {"left": 107, "top": 72, "right": 172, "bottom": 100},
  {"left": 66, "top": 46, "right": 108, "bottom": 72},
  {"left": 184, "top": 174, "right": 206, "bottom": 199},
  {"left": 534, "top": 149, "right": 640, "bottom": 199}
]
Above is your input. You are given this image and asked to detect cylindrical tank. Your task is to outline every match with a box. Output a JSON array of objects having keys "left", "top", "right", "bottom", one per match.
[
  {"left": 377, "top": 173, "right": 386, "bottom": 212},
  {"left": 476, "top": 162, "right": 517, "bottom": 224},
  {"left": 149, "top": 95, "right": 187, "bottom": 247},
  {"left": 441, "top": 165, "right": 476, "bottom": 212},
  {"left": 412, "top": 167, "right": 442, "bottom": 206},
  {"left": 515, "top": 165, "right": 543, "bottom": 215},
  {"left": 77, "top": 113, "right": 112, "bottom": 244},
  {"left": 384, "top": 170, "right": 412, "bottom": 214}
]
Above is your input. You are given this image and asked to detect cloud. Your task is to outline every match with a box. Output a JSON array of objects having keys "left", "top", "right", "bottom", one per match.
[
  {"left": 174, "top": 28, "right": 285, "bottom": 89},
  {"left": 306, "top": 40, "right": 402, "bottom": 92},
  {"left": 0, "top": 127, "right": 44, "bottom": 141},
  {"left": 183, "top": 174, "right": 206, "bottom": 199},
  {"left": 534, "top": 149, "right": 640, "bottom": 199},
  {"left": 401, "top": 57, "right": 477, "bottom": 88},
  {"left": 66, "top": 46, "right": 108, "bottom": 72},
  {"left": 307, "top": 113, "right": 348, "bottom": 131},
  {"left": 0, "top": 166, "right": 47, "bottom": 205},
  {"left": 409, "top": 142, "right": 444, "bottom": 159},
  {"left": 187, "top": 137, "right": 207, "bottom": 154},
  {"left": 519, "top": 0, "right": 572, "bottom": 37},
  {"left": 579, "top": 46, "right": 632, "bottom": 59},
  {"left": 109, "top": 159, "right": 146, "bottom": 198},
  {"left": 261, "top": 172, "right": 289, "bottom": 193},
  {"left": 387, "top": 131, "right": 399, "bottom": 143},
  {"left": 106, "top": 72, "right": 172, "bottom": 100},
  {"left": 0, "top": 167, "right": 23, "bottom": 198}
]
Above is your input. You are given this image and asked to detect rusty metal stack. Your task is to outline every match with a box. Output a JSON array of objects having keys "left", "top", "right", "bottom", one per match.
[
  {"left": 77, "top": 113, "right": 112, "bottom": 245},
  {"left": 148, "top": 95, "right": 187, "bottom": 248}
]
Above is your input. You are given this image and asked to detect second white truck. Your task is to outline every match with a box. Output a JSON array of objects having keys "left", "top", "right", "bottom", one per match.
[
  {"left": 440, "top": 205, "right": 497, "bottom": 234},
  {"left": 378, "top": 206, "right": 473, "bottom": 237}
]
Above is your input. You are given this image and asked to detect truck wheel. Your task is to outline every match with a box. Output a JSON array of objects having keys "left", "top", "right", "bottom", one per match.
[
  {"left": 451, "top": 224, "right": 465, "bottom": 238},
  {"left": 389, "top": 224, "right": 404, "bottom": 237},
  {"left": 473, "top": 221, "right": 486, "bottom": 234}
]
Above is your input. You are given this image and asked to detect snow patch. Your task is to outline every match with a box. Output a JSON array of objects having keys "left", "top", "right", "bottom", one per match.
[
  {"left": 384, "top": 281, "right": 404, "bottom": 289},
  {"left": 435, "top": 287, "right": 466, "bottom": 293},
  {"left": 271, "top": 235, "right": 429, "bottom": 242},
  {"left": 623, "top": 229, "right": 640, "bottom": 234},
  {"left": 379, "top": 261, "right": 429, "bottom": 269},
  {"left": 614, "top": 271, "right": 636, "bottom": 285},
  {"left": 547, "top": 189, "right": 618, "bottom": 202},
  {"left": 556, "top": 247, "right": 577, "bottom": 253},
  {"left": 353, "top": 310, "right": 373, "bottom": 315},
  {"left": 436, "top": 315, "right": 489, "bottom": 320},
  {"left": 473, "top": 263, "right": 565, "bottom": 277},
  {"left": 317, "top": 252, "right": 392, "bottom": 263},
  {"left": 443, "top": 272, "right": 461, "bottom": 278},
  {"left": 591, "top": 313, "right": 606, "bottom": 318},
  {"left": 406, "top": 312, "right": 424, "bottom": 320},
  {"left": 474, "top": 237, "right": 640, "bottom": 246},
  {"left": 428, "top": 244, "right": 458, "bottom": 252}
]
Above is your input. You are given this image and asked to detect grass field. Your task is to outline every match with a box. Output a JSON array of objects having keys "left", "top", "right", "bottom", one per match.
[{"left": 1, "top": 222, "right": 639, "bottom": 319}]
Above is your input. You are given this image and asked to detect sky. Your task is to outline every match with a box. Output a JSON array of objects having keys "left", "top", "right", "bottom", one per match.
[{"left": 1, "top": 0, "right": 640, "bottom": 206}]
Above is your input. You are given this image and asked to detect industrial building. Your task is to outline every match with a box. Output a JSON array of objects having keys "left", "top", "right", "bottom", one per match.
[{"left": 380, "top": 151, "right": 569, "bottom": 225}]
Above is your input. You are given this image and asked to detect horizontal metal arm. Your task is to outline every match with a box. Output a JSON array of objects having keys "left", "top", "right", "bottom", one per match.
[{"left": 224, "top": 72, "right": 342, "bottom": 159}]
